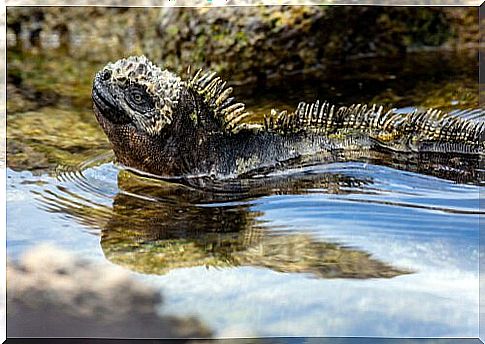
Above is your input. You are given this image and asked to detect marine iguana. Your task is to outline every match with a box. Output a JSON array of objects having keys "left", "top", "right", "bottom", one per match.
[{"left": 92, "top": 55, "right": 484, "bottom": 181}]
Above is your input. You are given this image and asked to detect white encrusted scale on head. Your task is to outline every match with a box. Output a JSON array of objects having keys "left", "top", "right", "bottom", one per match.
[
  {"left": 104, "top": 55, "right": 182, "bottom": 133},
  {"left": 103, "top": 55, "right": 255, "bottom": 134}
]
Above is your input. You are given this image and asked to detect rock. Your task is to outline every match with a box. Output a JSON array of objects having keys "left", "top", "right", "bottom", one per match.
[
  {"left": 6, "top": 6, "right": 480, "bottom": 86},
  {"left": 7, "top": 244, "right": 212, "bottom": 338}
]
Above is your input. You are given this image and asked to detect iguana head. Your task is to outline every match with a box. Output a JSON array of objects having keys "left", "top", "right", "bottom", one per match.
[
  {"left": 92, "top": 55, "right": 198, "bottom": 176},
  {"left": 93, "top": 55, "right": 253, "bottom": 177},
  {"left": 92, "top": 55, "right": 183, "bottom": 136}
]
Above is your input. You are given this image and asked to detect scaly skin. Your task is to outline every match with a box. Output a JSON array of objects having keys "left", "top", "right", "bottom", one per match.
[{"left": 92, "top": 55, "right": 484, "bottom": 180}]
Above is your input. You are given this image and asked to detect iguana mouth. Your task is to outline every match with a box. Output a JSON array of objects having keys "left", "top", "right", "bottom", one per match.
[{"left": 92, "top": 71, "right": 130, "bottom": 124}]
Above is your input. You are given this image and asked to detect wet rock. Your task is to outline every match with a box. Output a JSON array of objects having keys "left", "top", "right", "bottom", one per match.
[
  {"left": 7, "top": 245, "right": 212, "bottom": 338},
  {"left": 6, "top": 6, "right": 480, "bottom": 85},
  {"left": 7, "top": 106, "right": 111, "bottom": 174}
]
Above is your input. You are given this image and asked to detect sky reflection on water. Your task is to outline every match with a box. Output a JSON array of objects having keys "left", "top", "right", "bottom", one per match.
[{"left": 6, "top": 159, "right": 480, "bottom": 337}]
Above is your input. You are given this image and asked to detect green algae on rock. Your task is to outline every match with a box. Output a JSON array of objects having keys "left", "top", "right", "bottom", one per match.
[{"left": 7, "top": 107, "right": 110, "bottom": 173}]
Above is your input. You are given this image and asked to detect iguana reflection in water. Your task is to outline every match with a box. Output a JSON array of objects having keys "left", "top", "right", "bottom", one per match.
[{"left": 40, "top": 165, "right": 409, "bottom": 279}]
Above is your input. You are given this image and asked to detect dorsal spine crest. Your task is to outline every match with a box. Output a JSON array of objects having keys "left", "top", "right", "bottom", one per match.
[
  {"left": 187, "top": 68, "right": 251, "bottom": 133},
  {"left": 264, "top": 99, "right": 484, "bottom": 149}
]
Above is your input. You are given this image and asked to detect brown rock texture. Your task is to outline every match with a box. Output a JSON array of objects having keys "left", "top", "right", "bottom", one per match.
[{"left": 7, "top": 6, "right": 480, "bottom": 84}]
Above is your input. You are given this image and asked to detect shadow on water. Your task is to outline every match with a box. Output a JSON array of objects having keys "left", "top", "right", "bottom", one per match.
[{"left": 36, "top": 153, "right": 411, "bottom": 279}]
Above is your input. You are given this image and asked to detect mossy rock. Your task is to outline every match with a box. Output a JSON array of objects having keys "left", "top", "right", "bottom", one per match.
[{"left": 7, "top": 6, "right": 479, "bottom": 85}]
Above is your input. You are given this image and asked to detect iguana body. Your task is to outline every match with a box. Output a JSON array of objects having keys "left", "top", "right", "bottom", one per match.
[{"left": 92, "top": 56, "right": 484, "bottom": 181}]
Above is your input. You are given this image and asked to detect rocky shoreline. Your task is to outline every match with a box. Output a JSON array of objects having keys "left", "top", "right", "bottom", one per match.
[{"left": 7, "top": 7, "right": 480, "bottom": 85}]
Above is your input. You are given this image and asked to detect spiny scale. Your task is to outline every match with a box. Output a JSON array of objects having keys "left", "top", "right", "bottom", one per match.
[
  {"left": 187, "top": 68, "right": 251, "bottom": 132},
  {"left": 264, "top": 100, "right": 485, "bottom": 147}
]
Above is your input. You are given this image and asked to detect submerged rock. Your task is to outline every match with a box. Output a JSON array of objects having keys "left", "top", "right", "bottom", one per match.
[
  {"left": 7, "top": 244, "right": 212, "bottom": 338},
  {"left": 7, "top": 106, "right": 110, "bottom": 173}
]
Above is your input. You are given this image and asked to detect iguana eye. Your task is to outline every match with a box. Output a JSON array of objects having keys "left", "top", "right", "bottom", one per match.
[
  {"left": 133, "top": 92, "right": 142, "bottom": 103},
  {"left": 125, "top": 86, "right": 155, "bottom": 113}
]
